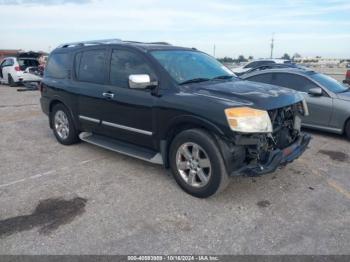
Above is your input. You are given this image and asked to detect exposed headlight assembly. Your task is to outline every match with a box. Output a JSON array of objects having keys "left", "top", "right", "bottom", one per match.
[{"left": 225, "top": 107, "right": 273, "bottom": 133}]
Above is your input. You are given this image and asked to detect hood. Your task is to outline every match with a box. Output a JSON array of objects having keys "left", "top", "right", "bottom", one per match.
[
  {"left": 336, "top": 90, "right": 350, "bottom": 101},
  {"left": 189, "top": 79, "right": 303, "bottom": 110}
]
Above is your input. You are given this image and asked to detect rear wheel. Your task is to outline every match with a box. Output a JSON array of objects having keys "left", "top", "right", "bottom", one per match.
[
  {"left": 8, "top": 74, "right": 16, "bottom": 87},
  {"left": 169, "top": 129, "right": 229, "bottom": 198},
  {"left": 51, "top": 104, "right": 79, "bottom": 145}
]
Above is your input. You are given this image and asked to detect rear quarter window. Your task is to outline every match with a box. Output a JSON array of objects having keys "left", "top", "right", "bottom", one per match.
[{"left": 45, "top": 53, "right": 71, "bottom": 79}]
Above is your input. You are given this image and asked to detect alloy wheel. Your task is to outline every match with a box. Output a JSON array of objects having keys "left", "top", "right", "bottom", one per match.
[
  {"left": 176, "top": 142, "right": 212, "bottom": 188},
  {"left": 54, "top": 110, "right": 70, "bottom": 140}
]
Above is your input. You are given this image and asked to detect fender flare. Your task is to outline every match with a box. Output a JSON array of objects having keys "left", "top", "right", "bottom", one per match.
[{"left": 159, "top": 115, "right": 226, "bottom": 167}]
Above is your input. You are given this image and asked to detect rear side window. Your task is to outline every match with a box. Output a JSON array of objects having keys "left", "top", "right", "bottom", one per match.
[
  {"left": 244, "top": 61, "right": 275, "bottom": 69},
  {"left": 76, "top": 49, "right": 106, "bottom": 84},
  {"left": 246, "top": 73, "right": 273, "bottom": 84},
  {"left": 109, "top": 49, "right": 154, "bottom": 88},
  {"left": 271, "top": 73, "right": 319, "bottom": 92},
  {"left": 45, "top": 53, "right": 70, "bottom": 79},
  {"left": 2, "top": 59, "right": 14, "bottom": 67}
]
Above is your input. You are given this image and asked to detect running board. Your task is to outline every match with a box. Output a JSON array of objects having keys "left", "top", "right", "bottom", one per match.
[{"left": 79, "top": 132, "right": 163, "bottom": 165}]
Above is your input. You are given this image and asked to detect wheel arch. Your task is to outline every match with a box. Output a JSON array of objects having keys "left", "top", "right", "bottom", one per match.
[
  {"left": 49, "top": 99, "right": 79, "bottom": 131},
  {"left": 159, "top": 115, "right": 226, "bottom": 168}
]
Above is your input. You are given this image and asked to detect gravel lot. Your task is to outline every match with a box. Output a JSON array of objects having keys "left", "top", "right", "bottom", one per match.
[{"left": 0, "top": 84, "right": 349, "bottom": 255}]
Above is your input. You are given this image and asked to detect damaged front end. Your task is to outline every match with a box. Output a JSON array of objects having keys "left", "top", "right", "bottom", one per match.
[{"left": 221, "top": 101, "right": 311, "bottom": 176}]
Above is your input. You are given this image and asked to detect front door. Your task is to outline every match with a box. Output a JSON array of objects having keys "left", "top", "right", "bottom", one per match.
[{"left": 98, "top": 48, "right": 157, "bottom": 149}]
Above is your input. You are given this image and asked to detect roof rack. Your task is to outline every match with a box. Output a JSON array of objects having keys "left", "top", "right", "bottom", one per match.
[
  {"left": 58, "top": 39, "right": 123, "bottom": 48},
  {"left": 57, "top": 39, "right": 171, "bottom": 49}
]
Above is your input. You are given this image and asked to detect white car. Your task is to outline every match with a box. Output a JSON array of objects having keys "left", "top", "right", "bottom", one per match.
[
  {"left": 232, "top": 59, "right": 291, "bottom": 75},
  {"left": 0, "top": 56, "right": 42, "bottom": 86}
]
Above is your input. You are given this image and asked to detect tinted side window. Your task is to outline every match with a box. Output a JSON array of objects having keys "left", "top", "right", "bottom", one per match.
[
  {"left": 272, "top": 73, "right": 318, "bottom": 92},
  {"left": 246, "top": 73, "right": 273, "bottom": 84},
  {"left": 45, "top": 53, "right": 70, "bottom": 79},
  {"left": 256, "top": 61, "right": 275, "bottom": 67},
  {"left": 109, "top": 50, "right": 154, "bottom": 88},
  {"left": 77, "top": 49, "right": 106, "bottom": 84}
]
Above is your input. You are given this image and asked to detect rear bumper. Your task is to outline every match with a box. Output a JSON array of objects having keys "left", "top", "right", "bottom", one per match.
[{"left": 232, "top": 133, "right": 311, "bottom": 176}]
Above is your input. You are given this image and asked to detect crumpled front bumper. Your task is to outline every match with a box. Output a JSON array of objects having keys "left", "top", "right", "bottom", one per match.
[{"left": 233, "top": 133, "right": 311, "bottom": 176}]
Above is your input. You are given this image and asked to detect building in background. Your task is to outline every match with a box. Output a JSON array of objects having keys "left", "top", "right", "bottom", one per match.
[{"left": 0, "top": 49, "right": 22, "bottom": 61}]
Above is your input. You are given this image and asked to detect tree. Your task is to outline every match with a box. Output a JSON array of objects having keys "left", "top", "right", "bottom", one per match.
[
  {"left": 248, "top": 56, "right": 254, "bottom": 60},
  {"left": 237, "top": 55, "right": 247, "bottom": 63},
  {"left": 281, "top": 53, "right": 290, "bottom": 60}
]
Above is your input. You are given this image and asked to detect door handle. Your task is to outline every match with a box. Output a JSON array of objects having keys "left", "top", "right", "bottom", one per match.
[{"left": 102, "top": 92, "right": 115, "bottom": 99}]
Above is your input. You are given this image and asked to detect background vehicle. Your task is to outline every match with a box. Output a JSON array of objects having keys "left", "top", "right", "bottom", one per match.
[
  {"left": 40, "top": 39, "right": 310, "bottom": 198},
  {"left": 232, "top": 59, "right": 291, "bottom": 75},
  {"left": 242, "top": 68, "right": 350, "bottom": 139},
  {"left": 344, "top": 69, "right": 350, "bottom": 85},
  {"left": 0, "top": 52, "right": 42, "bottom": 86}
]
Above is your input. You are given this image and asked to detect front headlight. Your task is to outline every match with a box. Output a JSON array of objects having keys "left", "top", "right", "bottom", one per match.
[{"left": 224, "top": 107, "right": 273, "bottom": 133}]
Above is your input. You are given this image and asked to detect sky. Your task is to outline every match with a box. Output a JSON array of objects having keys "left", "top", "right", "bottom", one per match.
[{"left": 0, "top": 0, "right": 349, "bottom": 58}]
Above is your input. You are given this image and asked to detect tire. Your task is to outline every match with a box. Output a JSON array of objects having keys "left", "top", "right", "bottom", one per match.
[
  {"left": 50, "top": 104, "right": 79, "bottom": 145},
  {"left": 345, "top": 120, "right": 350, "bottom": 140},
  {"left": 8, "top": 74, "right": 16, "bottom": 87},
  {"left": 169, "top": 128, "right": 229, "bottom": 198}
]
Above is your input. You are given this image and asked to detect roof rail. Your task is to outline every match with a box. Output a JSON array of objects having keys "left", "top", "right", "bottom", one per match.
[
  {"left": 123, "top": 40, "right": 171, "bottom": 45},
  {"left": 148, "top": 42, "right": 171, "bottom": 45},
  {"left": 58, "top": 39, "right": 122, "bottom": 48}
]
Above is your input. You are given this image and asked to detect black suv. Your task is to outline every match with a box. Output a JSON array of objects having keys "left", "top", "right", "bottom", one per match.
[{"left": 40, "top": 39, "right": 311, "bottom": 198}]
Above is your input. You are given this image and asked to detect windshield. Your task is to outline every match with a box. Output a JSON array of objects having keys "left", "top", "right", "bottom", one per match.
[
  {"left": 151, "top": 50, "right": 235, "bottom": 84},
  {"left": 309, "top": 73, "right": 348, "bottom": 93}
]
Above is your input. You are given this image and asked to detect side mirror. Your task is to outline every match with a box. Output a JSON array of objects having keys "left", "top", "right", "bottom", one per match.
[
  {"left": 308, "top": 87, "right": 323, "bottom": 96},
  {"left": 129, "top": 74, "right": 156, "bottom": 89}
]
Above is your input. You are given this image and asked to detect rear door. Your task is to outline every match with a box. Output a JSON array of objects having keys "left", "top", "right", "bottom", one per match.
[
  {"left": 74, "top": 48, "right": 109, "bottom": 131},
  {"left": 97, "top": 48, "right": 157, "bottom": 149},
  {"left": 0, "top": 59, "right": 7, "bottom": 80},
  {"left": 1, "top": 58, "right": 14, "bottom": 83},
  {"left": 271, "top": 72, "right": 333, "bottom": 126}
]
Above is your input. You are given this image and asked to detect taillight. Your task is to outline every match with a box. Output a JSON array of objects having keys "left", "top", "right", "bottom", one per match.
[
  {"left": 15, "top": 66, "right": 21, "bottom": 71},
  {"left": 346, "top": 70, "right": 350, "bottom": 78}
]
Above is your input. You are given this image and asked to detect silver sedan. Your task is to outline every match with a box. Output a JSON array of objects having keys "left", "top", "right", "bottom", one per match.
[{"left": 241, "top": 68, "right": 350, "bottom": 139}]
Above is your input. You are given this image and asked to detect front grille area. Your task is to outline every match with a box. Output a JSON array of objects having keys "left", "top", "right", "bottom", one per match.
[{"left": 268, "top": 102, "right": 302, "bottom": 149}]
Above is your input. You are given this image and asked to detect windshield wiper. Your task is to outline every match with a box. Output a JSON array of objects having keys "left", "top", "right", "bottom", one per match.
[
  {"left": 179, "top": 78, "right": 211, "bottom": 85},
  {"left": 212, "top": 75, "right": 234, "bottom": 80}
]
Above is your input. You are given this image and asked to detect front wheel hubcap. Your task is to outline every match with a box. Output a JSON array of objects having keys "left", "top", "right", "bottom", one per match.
[
  {"left": 54, "top": 110, "right": 69, "bottom": 140},
  {"left": 176, "top": 142, "right": 211, "bottom": 188}
]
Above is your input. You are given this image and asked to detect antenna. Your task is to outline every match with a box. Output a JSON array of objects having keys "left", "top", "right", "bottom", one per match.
[{"left": 270, "top": 33, "right": 274, "bottom": 59}]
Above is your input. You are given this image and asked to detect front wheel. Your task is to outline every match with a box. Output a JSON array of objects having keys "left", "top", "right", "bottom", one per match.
[
  {"left": 51, "top": 104, "right": 79, "bottom": 145},
  {"left": 169, "top": 129, "right": 229, "bottom": 198}
]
